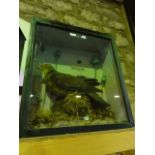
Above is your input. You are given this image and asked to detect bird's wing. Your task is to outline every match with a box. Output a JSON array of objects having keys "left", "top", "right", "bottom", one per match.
[{"left": 53, "top": 73, "right": 87, "bottom": 91}]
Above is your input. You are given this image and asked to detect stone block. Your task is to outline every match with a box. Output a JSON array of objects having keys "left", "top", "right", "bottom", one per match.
[
  {"left": 81, "top": 2, "right": 91, "bottom": 8},
  {"left": 63, "top": 15, "right": 99, "bottom": 31},
  {"left": 19, "top": 2, "right": 34, "bottom": 12},
  {"left": 54, "top": 1, "right": 72, "bottom": 11},
  {"left": 89, "top": 0, "right": 109, "bottom": 8},
  {"left": 102, "top": 26, "right": 112, "bottom": 33},
  {"left": 115, "top": 8, "right": 121, "bottom": 13},
  {"left": 81, "top": 10, "right": 100, "bottom": 22},
  {"left": 70, "top": 0, "right": 79, "bottom": 4},
  {"left": 63, "top": 15, "right": 79, "bottom": 25},
  {"left": 125, "top": 79, "right": 134, "bottom": 87},
  {"left": 126, "top": 53, "right": 135, "bottom": 64},
  {"left": 100, "top": 8, "right": 120, "bottom": 20},
  {"left": 45, "top": 9, "right": 59, "bottom": 20},
  {"left": 43, "top": 0, "right": 73, "bottom": 11},
  {"left": 108, "top": 21, "right": 125, "bottom": 30},
  {"left": 34, "top": 7, "right": 46, "bottom": 15},
  {"left": 42, "top": 0, "right": 55, "bottom": 4},
  {"left": 115, "top": 33, "right": 129, "bottom": 47},
  {"left": 102, "top": 16, "right": 108, "bottom": 24},
  {"left": 80, "top": 22, "right": 99, "bottom": 31}
]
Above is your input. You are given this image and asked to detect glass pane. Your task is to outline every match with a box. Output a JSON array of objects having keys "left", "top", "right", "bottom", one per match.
[{"left": 26, "top": 24, "right": 128, "bottom": 129}]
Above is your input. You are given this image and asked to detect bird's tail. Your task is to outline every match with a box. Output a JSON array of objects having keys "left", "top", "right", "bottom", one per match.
[
  {"left": 78, "top": 76, "right": 100, "bottom": 86},
  {"left": 86, "top": 92, "right": 110, "bottom": 108},
  {"left": 85, "top": 79, "right": 100, "bottom": 86}
]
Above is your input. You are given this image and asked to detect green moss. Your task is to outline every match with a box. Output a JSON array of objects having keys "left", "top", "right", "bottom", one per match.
[{"left": 29, "top": 91, "right": 114, "bottom": 129}]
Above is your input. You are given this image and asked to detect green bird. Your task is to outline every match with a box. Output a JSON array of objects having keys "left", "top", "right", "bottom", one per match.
[{"left": 39, "top": 63, "right": 109, "bottom": 109}]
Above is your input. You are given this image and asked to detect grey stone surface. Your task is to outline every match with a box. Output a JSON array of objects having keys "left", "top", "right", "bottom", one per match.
[
  {"left": 102, "top": 16, "right": 108, "bottom": 24},
  {"left": 115, "top": 8, "right": 121, "bottom": 13},
  {"left": 125, "top": 79, "right": 134, "bottom": 87},
  {"left": 81, "top": 10, "right": 100, "bottom": 22},
  {"left": 101, "top": 8, "right": 120, "bottom": 20},
  {"left": 54, "top": 1, "right": 73, "bottom": 11},
  {"left": 126, "top": 53, "right": 134, "bottom": 63},
  {"left": 63, "top": 15, "right": 79, "bottom": 25},
  {"left": 63, "top": 15, "right": 98, "bottom": 31},
  {"left": 102, "top": 26, "right": 112, "bottom": 33},
  {"left": 108, "top": 21, "right": 125, "bottom": 30},
  {"left": 115, "top": 33, "right": 129, "bottom": 47},
  {"left": 79, "top": 22, "right": 99, "bottom": 31},
  {"left": 91, "top": 0, "right": 109, "bottom": 8},
  {"left": 45, "top": 0, "right": 73, "bottom": 11},
  {"left": 96, "top": 6, "right": 106, "bottom": 14},
  {"left": 81, "top": 2, "right": 92, "bottom": 8},
  {"left": 45, "top": 9, "right": 59, "bottom": 20},
  {"left": 34, "top": 7, "right": 46, "bottom": 15},
  {"left": 42, "top": 0, "right": 55, "bottom": 4},
  {"left": 19, "top": 2, "right": 34, "bottom": 12},
  {"left": 70, "top": 0, "right": 79, "bottom": 4}
]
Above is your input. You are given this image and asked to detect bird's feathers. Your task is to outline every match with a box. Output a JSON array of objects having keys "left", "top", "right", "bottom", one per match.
[{"left": 40, "top": 63, "right": 109, "bottom": 108}]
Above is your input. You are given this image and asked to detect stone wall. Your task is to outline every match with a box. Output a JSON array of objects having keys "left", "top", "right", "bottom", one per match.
[{"left": 19, "top": 0, "right": 135, "bottom": 116}]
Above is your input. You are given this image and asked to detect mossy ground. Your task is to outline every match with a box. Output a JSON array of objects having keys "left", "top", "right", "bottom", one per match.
[{"left": 29, "top": 92, "right": 115, "bottom": 129}]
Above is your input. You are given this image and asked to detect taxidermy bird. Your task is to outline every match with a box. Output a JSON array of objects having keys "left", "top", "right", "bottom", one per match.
[{"left": 39, "top": 63, "right": 110, "bottom": 109}]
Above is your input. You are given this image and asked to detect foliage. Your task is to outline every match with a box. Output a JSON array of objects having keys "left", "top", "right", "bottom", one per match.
[{"left": 29, "top": 92, "right": 115, "bottom": 128}]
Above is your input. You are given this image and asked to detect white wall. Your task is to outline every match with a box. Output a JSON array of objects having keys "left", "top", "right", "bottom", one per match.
[{"left": 19, "top": 18, "right": 30, "bottom": 86}]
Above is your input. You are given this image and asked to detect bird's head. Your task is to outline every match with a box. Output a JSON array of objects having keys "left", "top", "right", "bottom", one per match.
[{"left": 39, "top": 63, "right": 55, "bottom": 75}]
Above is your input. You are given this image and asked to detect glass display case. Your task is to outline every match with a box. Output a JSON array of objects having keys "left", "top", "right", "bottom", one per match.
[{"left": 19, "top": 18, "right": 134, "bottom": 137}]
